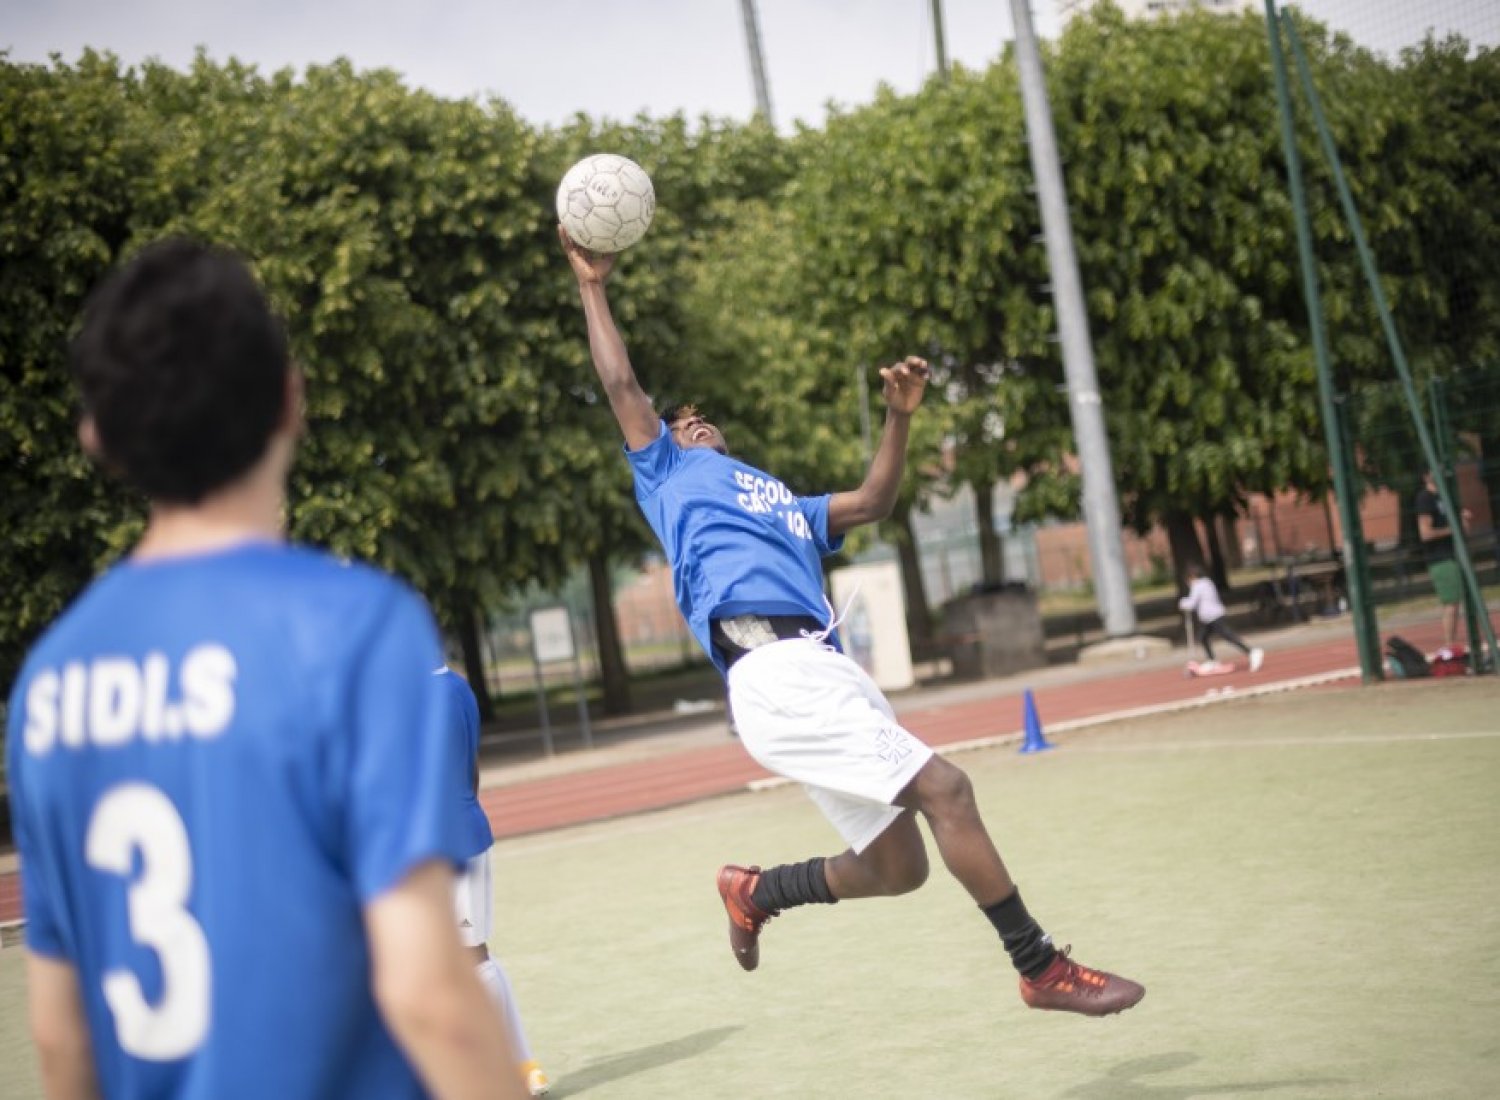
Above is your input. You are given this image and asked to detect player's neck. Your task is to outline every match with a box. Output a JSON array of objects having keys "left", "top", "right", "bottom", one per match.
[{"left": 134, "top": 461, "right": 288, "bottom": 562}]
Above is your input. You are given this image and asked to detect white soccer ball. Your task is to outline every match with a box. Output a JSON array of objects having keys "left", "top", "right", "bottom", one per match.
[{"left": 555, "top": 153, "right": 655, "bottom": 254}]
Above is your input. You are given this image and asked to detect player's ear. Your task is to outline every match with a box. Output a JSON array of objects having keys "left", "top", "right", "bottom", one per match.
[
  {"left": 78, "top": 414, "right": 102, "bottom": 457},
  {"left": 280, "top": 367, "right": 306, "bottom": 438}
]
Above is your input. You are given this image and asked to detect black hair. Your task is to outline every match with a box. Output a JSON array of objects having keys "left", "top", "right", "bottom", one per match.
[
  {"left": 660, "top": 401, "right": 698, "bottom": 427},
  {"left": 69, "top": 238, "right": 290, "bottom": 504}
]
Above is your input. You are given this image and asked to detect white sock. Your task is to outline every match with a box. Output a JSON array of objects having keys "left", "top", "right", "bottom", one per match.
[{"left": 476, "top": 956, "right": 533, "bottom": 1062}]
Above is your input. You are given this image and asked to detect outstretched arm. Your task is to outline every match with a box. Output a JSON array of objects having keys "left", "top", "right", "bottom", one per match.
[
  {"left": 559, "top": 226, "right": 660, "bottom": 451},
  {"left": 827, "top": 357, "right": 929, "bottom": 537}
]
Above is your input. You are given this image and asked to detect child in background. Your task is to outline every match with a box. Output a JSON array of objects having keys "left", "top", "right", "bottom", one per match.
[{"left": 1180, "top": 563, "right": 1265, "bottom": 672}]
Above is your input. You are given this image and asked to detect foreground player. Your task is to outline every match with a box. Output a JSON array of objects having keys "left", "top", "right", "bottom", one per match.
[
  {"left": 560, "top": 227, "right": 1144, "bottom": 1018},
  {"left": 6, "top": 239, "right": 526, "bottom": 1099},
  {"left": 436, "top": 666, "right": 552, "bottom": 1097}
]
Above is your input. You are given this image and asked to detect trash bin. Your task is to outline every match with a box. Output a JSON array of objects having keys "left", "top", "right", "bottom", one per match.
[{"left": 941, "top": 584, "right": 1046, "bottom": 680}]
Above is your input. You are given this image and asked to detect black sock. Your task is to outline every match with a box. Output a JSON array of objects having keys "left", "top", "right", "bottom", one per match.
[
  {"left": 752, "top": 857, "right": 838, "bottom": 913},
  {"left": 982, "top": 888, "right": 1057, "bottom": 980}
]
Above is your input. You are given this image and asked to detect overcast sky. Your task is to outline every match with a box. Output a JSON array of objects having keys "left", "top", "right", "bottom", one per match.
[{"left": 4, "top": 1, "right": 1496, "bottom": 133}]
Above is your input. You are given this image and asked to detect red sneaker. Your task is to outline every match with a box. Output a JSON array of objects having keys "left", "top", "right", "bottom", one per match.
[
  {"left": 1018, "top": 946, "right": 1145, "bottom": 1017},
  {"left": 717, "top": 864, "right": 775, "bottom": 971}
]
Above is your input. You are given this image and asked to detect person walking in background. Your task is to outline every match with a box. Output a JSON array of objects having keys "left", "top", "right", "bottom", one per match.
[
  {"left": 436, "top": 666, "right": 552, "bottom": 1097},
  {"left": 560, "top": 226, "right": 1144, "bottom": 1019},
  {"left": 1180, "top": 562, "right": 1264, "bottom": 672},
  {"left": 1414, "top": 468, "right": 1472, "bottom": 647},
  {"left": 6, "top": 239, "right": 525, "bottom": 1100}
]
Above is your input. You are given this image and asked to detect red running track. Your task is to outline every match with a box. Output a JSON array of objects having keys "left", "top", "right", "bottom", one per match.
[
  {"left": 478, "top": 623, "right": 1422, "bottom": 841},
  {"left": 0, "top": 622, "right": 1446, "bottom": 929}
]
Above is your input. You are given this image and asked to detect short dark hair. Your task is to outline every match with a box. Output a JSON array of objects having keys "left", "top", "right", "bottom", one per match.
[
  {"left": 660, "top": 402, "right": 698, "bottom": 427},
  {"left": 69, "top": 238, "right": 290, "bottom": 504}
]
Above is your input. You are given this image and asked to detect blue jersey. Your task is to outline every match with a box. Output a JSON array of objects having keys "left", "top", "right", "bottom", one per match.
[
  {"left": 5, "top": 542, "right": 466, "bottom": 1100},
  {"left": 434, "top": 667, "right": 494, "bottom": 859},
  {"left": 627, "top": 423, "right": 845, "bottom": 673}
]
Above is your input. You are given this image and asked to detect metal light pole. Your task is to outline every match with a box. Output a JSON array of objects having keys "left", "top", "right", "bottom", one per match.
[
  {"left": 739, "top": 0, "right": 775, "bottom": 126},
  {"left": 931, "top": 0, "right": 950, "bottom": 78},
  {"left": 1007, "top": 0, "right": 1136, "bottom": 637}
]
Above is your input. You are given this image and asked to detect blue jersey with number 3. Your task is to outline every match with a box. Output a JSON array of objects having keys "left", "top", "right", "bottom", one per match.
[
  {"left": 5, "top": 543, "right": 465, "bottom": 1099},
  {"left": 628, "top": 423, "right": 845, "bottom": 672}
]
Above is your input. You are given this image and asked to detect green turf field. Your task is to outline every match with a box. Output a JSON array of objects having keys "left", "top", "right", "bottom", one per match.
[{"left": 3, "top": 680, "right": 1499, "bottom": 1098}]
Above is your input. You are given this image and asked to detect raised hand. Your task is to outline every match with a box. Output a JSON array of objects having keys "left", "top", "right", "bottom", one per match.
[
  {"left": 558, "top": 224, "right": 614, "bottom": 285},
  {"left": 879, "top": 356, "right": 930, "bottom": 415}
]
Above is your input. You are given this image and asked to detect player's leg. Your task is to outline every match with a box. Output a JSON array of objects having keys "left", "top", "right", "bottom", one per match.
[
  {"left": 718, "top": 813, "right": 926, "bottom": 964},
  {"left": 717, "top": 804, "right": 929, "bottom": 971},
  {"left": 896, "top": 754, "right": 1145, "bottom": 1017},
  {"left": 823, "top": 809, "right": 928, "bottom": 899},
  {"left": 718, "top": 639, "right": 936, "bottom": 968},
  {"left": 457, "top": 854, "right": 550, "bottom": 1096},
  {"left": 474, "top": 950, "right": 548, "bottom": 1096},
  {"left": 895, "top": 756, "right": 1013, "bottom": 905},
  {"left": 472, "top": 948, "right": 531, "bottom": 1060}
]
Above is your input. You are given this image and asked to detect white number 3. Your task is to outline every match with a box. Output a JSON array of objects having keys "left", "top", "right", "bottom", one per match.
[{"left": 86, "top": 784, "right": 211, "bottom": 1060}]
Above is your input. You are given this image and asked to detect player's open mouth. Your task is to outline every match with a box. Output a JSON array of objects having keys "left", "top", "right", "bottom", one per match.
[{"left": 692, "top": 426, "right": 713, "bottom": 443}]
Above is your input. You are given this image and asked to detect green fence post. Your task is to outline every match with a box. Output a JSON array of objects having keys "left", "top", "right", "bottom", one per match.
[
  {"left": 1264, "top": 0, "right": 1383, "bottom": 682},
  {"left": 1283, "top": 12, "right": 1498, "bottom": 674}
]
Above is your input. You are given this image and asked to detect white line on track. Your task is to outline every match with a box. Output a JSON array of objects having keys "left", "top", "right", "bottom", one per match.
[{"left": 1058, "top": 729, "right": 1500, "bottom": 753}]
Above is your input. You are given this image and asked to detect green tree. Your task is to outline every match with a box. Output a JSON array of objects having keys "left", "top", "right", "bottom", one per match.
[
  {"left": 0, "top": 53, "right": 157, "bottom": 688},
  {"left": 1042, "top": 9, "right": 1366, "bottom": 579},
  {"left": 775, "top": 66, "right": 1060, "bottom": 609}
]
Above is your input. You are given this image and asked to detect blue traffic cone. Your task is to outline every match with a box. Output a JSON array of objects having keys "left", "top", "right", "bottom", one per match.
[{"left": 1019, "top": 689, "right": 1054, "bottom": 754}]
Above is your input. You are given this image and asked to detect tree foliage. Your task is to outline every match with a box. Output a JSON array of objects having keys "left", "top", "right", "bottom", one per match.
[
  {"left": 1, "top": 53, "right": 154, "bottom": 684},
  {"left": 2, "top": 13, "right": 1497, "bottom": 690}
]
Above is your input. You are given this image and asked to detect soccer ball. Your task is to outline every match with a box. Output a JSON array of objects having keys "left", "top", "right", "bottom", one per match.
[{"left": 555, "top": 153, "right": 655, "bottom": 254}]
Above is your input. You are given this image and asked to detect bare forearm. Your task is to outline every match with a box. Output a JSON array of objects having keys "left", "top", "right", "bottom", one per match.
[
  {"left": 578, "top": 281, "right": 635, "bottom": 393},
  {"left": 387, "top": 983, "right": 524, "bottom": 1100},
  {"left": 37, "top": 1049, "right": 101, "bottom": 1100},
  {"left": 862, "top": 409, "right": 912, "bottom": 512},
  {"left": 829, "top": 409, "right": 912, "bottom": 534},
  {"left": 576, "top": 281, "right": 658, "bottom": 447}
]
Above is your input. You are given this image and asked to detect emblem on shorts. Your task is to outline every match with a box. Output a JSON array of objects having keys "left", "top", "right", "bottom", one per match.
[{"left": 875, "top": 727, "right": 912, "bottom": 764}]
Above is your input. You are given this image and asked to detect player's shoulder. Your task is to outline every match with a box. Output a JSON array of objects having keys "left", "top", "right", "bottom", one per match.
[
  {"left": 431, "top": 666, "right": 473, "bottom": 699},
  {"left": 432, "top": 666, "right": 480, "bottom": 715},
  {"left": 269, "top": 544, "right": 412, "bottom": 599},
  {"left": 265, "top": 546, "right": 436, "bottom": 648}
]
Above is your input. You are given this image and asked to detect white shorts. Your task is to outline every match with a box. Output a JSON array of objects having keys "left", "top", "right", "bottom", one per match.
[
  {"left": 726, "top": 637, "right": 934, "bottom": 853},
  {"left": 453, "top": 851, "right": 493, "bottom": 948}
]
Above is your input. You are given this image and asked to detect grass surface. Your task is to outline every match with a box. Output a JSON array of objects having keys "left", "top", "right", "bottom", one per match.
[{"left": 3, "top": 679, "right": 1499, "bottom": 1098}]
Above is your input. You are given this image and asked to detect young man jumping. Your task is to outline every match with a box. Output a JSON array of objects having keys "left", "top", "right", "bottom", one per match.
[{"left": 560, "top": 227, "right": 1144, "bottom": 1018}]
